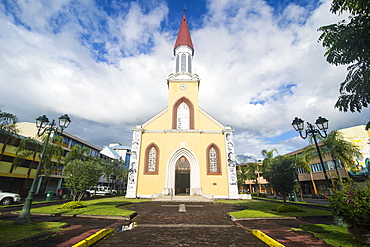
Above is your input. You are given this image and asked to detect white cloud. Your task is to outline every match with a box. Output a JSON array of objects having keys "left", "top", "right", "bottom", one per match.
[{"left": 0, "top": 0, "right": 368, "bottom": 156}]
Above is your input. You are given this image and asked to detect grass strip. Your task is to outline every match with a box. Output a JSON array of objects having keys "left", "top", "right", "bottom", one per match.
[
  {"left": 217, "top": 200, "right": 332, "bottom": 218},
  {"left": 253, "top": 197, "right": 331, "bottom": 208},
  {"left": 0, "top": 200, "right": 57, "bottom": 210},
  {"left": 28, "top": 198, "right": 149, "bottom": 216},
  {"left": 300, "top": 224, "right": 368, "bottom": 247},
  {"left": 0, "top": 221, "right": 67, "bottom": 245}
]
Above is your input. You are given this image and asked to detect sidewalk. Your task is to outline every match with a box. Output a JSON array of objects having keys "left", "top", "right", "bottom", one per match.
[{"left": 1, "top": 200, "right": 334, "bottom": 246}]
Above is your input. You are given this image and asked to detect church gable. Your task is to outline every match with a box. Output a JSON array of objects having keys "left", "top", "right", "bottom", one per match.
[
  {"left": 197, "top": 107, "right": 225, "bottom": 131},
  {"left": 142, "top": 108, "right": 169, "bottom": 129}
]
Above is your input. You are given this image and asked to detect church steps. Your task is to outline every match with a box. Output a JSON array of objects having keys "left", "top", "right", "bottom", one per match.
[{"left": 152, "top": 195, "right": 213, "bottom": 202}]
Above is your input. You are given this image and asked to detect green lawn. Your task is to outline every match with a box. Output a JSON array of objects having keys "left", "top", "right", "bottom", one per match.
[
  {"left": 300, "top": 224, "right": 369, "bottom": 247},
  {"left": 0, "top": 221, "right": 67, "bottom": 246},
  {"left": 217, "top": 200, "right": 332, "bottom": 218},
  {"left": 29, "top": 198, "right": 150, "bottom": 216}
]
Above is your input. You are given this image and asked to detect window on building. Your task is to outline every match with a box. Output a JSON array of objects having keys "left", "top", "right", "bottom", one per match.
[
  {"left": 188, "top": 54, "right": 191, "bottom": 73},
  {"left": 181, "top": 54, "right": 186, "bottom": 71},
  {"left": 144, "top": 143, "right": 159, "bottom": 174},
  {"left": 176, "top": 55, "right": 179, "bottom": 73},
  {"left": 317, "top": 184, "right": 327, "bottom": 191},
  {"left": 297, "top": 167, "right": 307, "bottom": 174},
  {"left": 336, "top": 160, "right": 343, "bottom": 168},
  {"left": 207, "top": 144, "right": 221, "bottom": 175}
]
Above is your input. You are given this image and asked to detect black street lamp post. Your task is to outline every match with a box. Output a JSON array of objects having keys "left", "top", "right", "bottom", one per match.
[
  {"left": 15, "top": 114, "right": 71, "bottom": 225},
  {"left": 291, "top": 116, "right": 331, "bottom": 191}
]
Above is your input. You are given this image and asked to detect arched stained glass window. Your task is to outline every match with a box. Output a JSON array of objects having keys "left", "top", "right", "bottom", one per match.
[
  {"left": 177, "top": 102, "right": 189, "bottom": 130},
  {"left": 172, "top": 97, "right": 194, "bottom": 130},
  {"left": 148, "top": 147, "right": 156, "bottom": 172},
  {"left": 175, "top": 156, "right": 190, "bottom": 170},
  {"left": 209, "top": 147, "right": 217, "bottom": 172},
  {"left": 145, "top": 143, "right": 159, "bottom": 175},
  {"left": 207, "top": 144, "right": 221, "bottom": 175}
]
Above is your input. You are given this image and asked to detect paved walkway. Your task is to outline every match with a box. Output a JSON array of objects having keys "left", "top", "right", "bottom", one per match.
[{"left": 96, "top": 202, "right": 267, "bottom": 246}]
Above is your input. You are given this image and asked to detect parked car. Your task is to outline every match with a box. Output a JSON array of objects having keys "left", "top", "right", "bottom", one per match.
[
  {"left": 57, "top": 188, "right": 90, "bottom": 199},
  {"left": 0, "top": 189, "right": 21, "bottom": 205},
  {"left": 86, "top": 186, "right": 117, "bottom": 196}
]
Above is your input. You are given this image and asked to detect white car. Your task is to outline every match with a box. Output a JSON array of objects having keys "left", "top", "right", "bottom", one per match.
[
  {"left": 0, "top": 189, "right": 21, "bottom": 205},
  {"left": 86, "top": 187, "right": 117, "bottom": 196}
]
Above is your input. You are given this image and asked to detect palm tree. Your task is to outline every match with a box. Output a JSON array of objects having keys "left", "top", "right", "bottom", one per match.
[
  {"left": 317, "top": 130, "right": 363, "bottom": 183},
  {"left": 294, "top": 150, "right": 318, "bottom": 198},
  {"left": 237, "top": 163, "right": 262, "bottom": 194},
  {"left": 64, "top": 144, "right": 91, "bottom": 164},
  {"left": 261, "top": 149, "right": 278, "bottom": 173},
  {"left": 246, "top": 162, "right": 262, "bottom": 195},
  {"left": 15, "top": 135, "right": 64, "bottom": 176},
  {"left": 0, "top": 107, "right": 18, "bottom": 134},
  {"left": 237, "top": 166, "right": 248, "bottom": 193},
  {"left": 0, "top": 108, "right": 18, "bottom": 163}
]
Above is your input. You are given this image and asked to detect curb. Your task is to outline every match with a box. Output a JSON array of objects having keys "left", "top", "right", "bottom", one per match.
[
  {"left": 72, "top": 229, "right": 115, "bottom": 247},
  {"left": 228, "top": 214, "right": 296, "bottom": 221},
  {"left": 249, "top": 229, "right": 285, "bottom": 247},
  {"left": 11, "top": 211, "right": 136, "bottom": 220}
]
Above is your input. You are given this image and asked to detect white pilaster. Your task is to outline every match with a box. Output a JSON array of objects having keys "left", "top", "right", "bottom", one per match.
[
  {"left": 224, "top": 127, "right": 239, "bottom": 199},
  {"left": 125, "top": 126, "right": 143, "bottom": 198}
]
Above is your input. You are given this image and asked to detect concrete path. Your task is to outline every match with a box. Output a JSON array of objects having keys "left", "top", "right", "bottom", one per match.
[{"left": 96, "top": 202, "right": 268, "bottom": 246}]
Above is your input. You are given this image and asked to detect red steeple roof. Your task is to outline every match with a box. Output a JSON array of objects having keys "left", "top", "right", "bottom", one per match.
[{"left": 174, "top": 13, "right": 194, "bottom": 51}]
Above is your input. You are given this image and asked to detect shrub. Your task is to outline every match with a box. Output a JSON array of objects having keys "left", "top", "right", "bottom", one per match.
[
  {"left": 259, "top": 193, "right": 267, "bottom": 198},
  {"left": 276, "top": 204, "right": 300, "bottom": 213},
  {"left": 327, "top": 179, "right": 370, "bottom": 232},
  {"left": 60, "top": 201, "right": 84, "bottom": 209}
]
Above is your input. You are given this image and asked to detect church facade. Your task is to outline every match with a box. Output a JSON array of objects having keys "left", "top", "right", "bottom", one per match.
[{"left": 126, "top": 13, "right": 239, "bottom": 199}]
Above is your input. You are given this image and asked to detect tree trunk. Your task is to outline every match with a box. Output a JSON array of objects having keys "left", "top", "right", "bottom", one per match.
[{"left": 310, "top": 172, "right": 318, "bottom": 195}]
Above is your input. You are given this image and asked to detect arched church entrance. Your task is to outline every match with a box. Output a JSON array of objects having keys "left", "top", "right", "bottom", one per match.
[
  {"left": 175, "top": 156, "right": 190, "bottom": 195},
  {"left": 165, "top": 147, "right": 201, "bottom": 196}
]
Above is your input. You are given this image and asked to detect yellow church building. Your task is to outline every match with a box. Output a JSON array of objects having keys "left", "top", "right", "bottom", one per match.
[{"left": 126, "top": 13, "right": 239, "bottom": 200}]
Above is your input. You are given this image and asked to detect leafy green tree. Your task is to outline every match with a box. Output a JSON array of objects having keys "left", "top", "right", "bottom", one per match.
[
  {"left": 102, "top": 159, "right": 125, "bottom": 189},
  {"left": 265, "top": 156, "right": 296, "bottom": 203},
  {"left": 0, "top": 107, "right": 18, "bottom": 134},
  {"left": 116, "top": 164, "right": 128, "bottom": 192},
  {"left": 63, "top": 159, "right": 103, "bottom": 201},
  {"left": 318, "top": 0, "right": 370, "bottom": 112}
]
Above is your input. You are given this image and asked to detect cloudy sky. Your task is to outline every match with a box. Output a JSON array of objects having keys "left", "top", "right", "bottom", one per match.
[{"left": 0, "top": 0, "right": 368, "bottom": 159}]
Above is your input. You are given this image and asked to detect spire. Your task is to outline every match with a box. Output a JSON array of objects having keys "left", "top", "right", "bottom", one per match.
[{"left": 174, "top": 12, "right": 194, "bottom": 54}]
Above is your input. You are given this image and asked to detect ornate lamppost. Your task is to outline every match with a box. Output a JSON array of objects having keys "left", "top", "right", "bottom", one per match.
[
  {"left": 16, "top": 114, "right": 71, "bottom": 225},
  {"left": 291, "top": 116, "right": 331, "bottom": 191}
]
